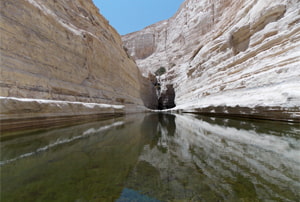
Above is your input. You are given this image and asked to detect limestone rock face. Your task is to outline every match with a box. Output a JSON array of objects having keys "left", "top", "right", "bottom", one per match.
[
  {"left": 123, "top": 0, "right": 300, "bottom": 121},
  {"left": 0, "top": 0, "right": 157, "bottom": 113}
]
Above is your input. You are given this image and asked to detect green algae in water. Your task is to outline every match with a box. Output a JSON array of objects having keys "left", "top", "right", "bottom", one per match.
[{"left": 1, "top": 113, "right": 299, "bottom": 201}]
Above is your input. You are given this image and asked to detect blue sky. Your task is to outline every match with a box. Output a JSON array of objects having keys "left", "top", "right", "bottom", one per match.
[{"left": 92, "top": 0, "right": 184, "bottom": 35}]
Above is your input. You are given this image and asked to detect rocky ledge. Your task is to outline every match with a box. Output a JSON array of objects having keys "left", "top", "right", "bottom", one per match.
[{"left": 0, "top": 97, "right": 127, "bottom": 136}]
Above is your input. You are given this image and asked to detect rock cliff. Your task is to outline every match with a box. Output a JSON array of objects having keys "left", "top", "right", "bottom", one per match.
[
  {"left": 0, "top": 0, "right": 157, "bottom": 129},
  {"left": 123, "top": 0, "right": 300, "bottom": 122}
]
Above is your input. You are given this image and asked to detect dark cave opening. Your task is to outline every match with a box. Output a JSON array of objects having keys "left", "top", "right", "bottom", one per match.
[
  {"left": 157, "top": 84, "right": 176, "bottom": 110},
  {"left": 148, "top": 71, "right": 176, "bottom": 110}
]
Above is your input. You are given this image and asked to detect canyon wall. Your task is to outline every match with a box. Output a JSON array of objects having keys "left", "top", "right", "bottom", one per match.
[
  {"left": 0, "top": 0, "right": 157, "bottom": 126},
  {"left": 123, "top": 0, "right": 300, "bottom": 122}
]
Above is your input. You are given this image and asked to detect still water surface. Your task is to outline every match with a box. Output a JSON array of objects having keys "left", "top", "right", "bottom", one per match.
[{"left": 1, "top": 113, "right": 299, "bottom": 201}]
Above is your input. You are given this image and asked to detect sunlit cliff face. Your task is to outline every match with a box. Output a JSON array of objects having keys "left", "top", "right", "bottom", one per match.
[{"left": 123, "top": 0, "right": 300, "bottom": 120}]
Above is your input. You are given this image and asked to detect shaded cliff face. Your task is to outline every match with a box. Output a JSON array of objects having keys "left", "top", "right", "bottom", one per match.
[
  {"left": 0, "top": 0, "right": 157, "bottom": 111},
  {"left": 122, "top": 0, "right": 300, "bottom": 121}
]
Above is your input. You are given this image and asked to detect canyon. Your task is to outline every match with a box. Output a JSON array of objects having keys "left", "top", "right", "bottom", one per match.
[
  {"left": 0, "top": 0, "right": 300, "bottom": 134},
  {"left": 1, "top": 1, "right": 299, "bottom": 200}
]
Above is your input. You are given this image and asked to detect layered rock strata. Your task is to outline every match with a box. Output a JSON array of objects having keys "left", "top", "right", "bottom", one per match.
[
  {"left": 123, "top": 0, "right": 300, "bottom": 122},
  {"left": 0, "top": 0, "right": 157, "bottom": 130}
]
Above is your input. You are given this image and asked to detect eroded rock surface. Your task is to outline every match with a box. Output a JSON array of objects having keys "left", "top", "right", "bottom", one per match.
[{"left": 123, "top": 0, "right": 300, "bottom": 121}]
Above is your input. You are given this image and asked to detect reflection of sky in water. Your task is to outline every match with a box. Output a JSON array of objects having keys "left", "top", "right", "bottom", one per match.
[
  {"left": 116, "top": 188, "right": 161, "bottom": 202},
  {"left": 1, "top": 113, "right": 299, "bottom": 201}
]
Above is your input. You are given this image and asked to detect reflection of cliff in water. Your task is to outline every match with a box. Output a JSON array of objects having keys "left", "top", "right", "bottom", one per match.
[
  {"left": 141, "top": 113, "right": 176, "bottom": 154},
  {"left": 126, "top": 113, "right": 300, "bottom": 201}
]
